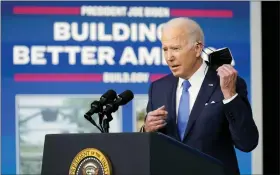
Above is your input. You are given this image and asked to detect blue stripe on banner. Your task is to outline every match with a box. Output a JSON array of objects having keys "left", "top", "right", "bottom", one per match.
[
  {"left": 122, "top": 102, "right": 133, "bottom": 132},
  {"left": 1, "top": 93, "right": 17, "bottom": 174}
]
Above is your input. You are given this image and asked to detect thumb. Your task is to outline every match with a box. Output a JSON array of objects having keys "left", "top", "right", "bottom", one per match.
[{"left": 157, "top": 105, "right": 166, "bottom": 110}]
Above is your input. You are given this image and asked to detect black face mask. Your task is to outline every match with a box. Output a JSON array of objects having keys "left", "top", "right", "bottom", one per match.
[{"left": 207, "top": 47, "right": 233, "bottom": 70}]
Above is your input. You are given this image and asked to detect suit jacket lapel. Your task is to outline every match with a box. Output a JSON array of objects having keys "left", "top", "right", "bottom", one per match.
[
  {"left": 166, "top": 75, "right": 181, "bottom": 140},
  {"left": 183, "top": 68, "right": 219, "bottom": 140}
]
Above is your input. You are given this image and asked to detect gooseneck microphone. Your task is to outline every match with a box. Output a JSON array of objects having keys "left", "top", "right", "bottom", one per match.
[
  {"left": 102, "top": 90, "right": 134, "bottom": 133},
  {"left": 84, "top": 89, "right": 117, "bottom": 132},
  {"left": 103, "top": 90, "right": 134, "bottom": 115},
  {"left": 84, "top": 89, "right": 117, "bottom": 119},
  {"left": 84, "top": 89, "right": 134, "bottom": 133}
]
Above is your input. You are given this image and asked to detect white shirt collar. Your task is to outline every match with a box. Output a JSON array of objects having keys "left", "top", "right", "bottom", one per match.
[{"left": 178, "top": 61, "right": 208, "bottom": 88}]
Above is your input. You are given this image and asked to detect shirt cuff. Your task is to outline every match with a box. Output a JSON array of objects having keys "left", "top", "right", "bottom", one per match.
[{"left": 223, "top": 93, "right": 238, "bottom": 104}]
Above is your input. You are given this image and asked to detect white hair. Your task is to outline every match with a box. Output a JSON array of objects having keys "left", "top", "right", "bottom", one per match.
[{"left": 162, "top": 17, "right": 205, "bottom": 46}]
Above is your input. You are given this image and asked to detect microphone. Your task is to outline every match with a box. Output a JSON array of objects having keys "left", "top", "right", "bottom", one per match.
[
  {"left": 99, "top": 89, "right": 118, "bottom": 106},
  {"left": 84, "top": 90, "right": 117, "bottom": 133},
  {"left": 102, "top": 90, "right": 134, "bottom": 133},
  {"left": 84, "top": 89, "right": 117, "bottom": 119},
  {"left": 103, "top": 90, "right": 134, "bottom": 115}
]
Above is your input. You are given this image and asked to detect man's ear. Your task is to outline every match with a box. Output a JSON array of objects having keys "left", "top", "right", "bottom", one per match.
[{"left": 195, "top": 42, "right": 203, "bottom": 58}]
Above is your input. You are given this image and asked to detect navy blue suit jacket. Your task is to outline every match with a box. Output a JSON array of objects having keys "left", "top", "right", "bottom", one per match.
[{"left": 146, "top": 67, "right": 259, "bottom": 174}]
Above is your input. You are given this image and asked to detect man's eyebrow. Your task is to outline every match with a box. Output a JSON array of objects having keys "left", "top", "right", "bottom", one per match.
[
  {"left": 162, "top": 45, "right": 181, "bottom": 48},
  {"left": 170, "top": 45, "right": 181, "bottom": 48}
]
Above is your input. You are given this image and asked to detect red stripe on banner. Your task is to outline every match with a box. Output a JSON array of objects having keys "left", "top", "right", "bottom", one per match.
[
  {"left": 150, "top": 74, "right": 167, "bottom": 82},
  {"left": 170, "top": 9, "right": 233, "bottom": 18},
  {"left": 13, "top": 6, "right": 80, "bottom": 15},
  {"left": 14, "top": 73, "right": 103, "bottom": 82}
]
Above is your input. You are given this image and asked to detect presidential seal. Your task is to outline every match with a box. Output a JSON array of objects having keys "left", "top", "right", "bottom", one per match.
[{"left": 69, "top": 148, "right": 112, "bottom": 175}]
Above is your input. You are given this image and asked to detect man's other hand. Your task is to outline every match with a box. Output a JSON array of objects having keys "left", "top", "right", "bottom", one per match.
[
  {"left": 144, "top": 105, "right": 168, "bottom": 132},
  {"left": 217, "top": 64, "right": 237, "bottom": 100}
]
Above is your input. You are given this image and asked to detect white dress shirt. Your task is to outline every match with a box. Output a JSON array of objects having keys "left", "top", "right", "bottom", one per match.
[{"left": 176, "top": 61, "right": 238, "bottom": 120}]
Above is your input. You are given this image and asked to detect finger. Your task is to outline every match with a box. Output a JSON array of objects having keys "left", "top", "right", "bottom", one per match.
[
  {"left": 218, "top": 69, "right": 231, "bottom": 85},
  {"left": 223, "top": 65, "right": 237, "bottom": 77},
  {"left": 149, "top": 113, "right": 167, "bottom": 122},
  {"left": 224, "top": 65, "right": 238, "bottom": 75},
  {"left": 146, "top": 115, "right": 162, "bottom": 122},
  {"left": 154, "top": 123, "right": 167, "bottom": 130},
  {"left": 224, "top": 64, "right": 233, "bottom": 69},
  {"left": 147, "top": 113, "right": 168, "bottom": 122},
  {"left": 150, "top": 123, "right": 167, "bottom": 131},
  {"left": 157, "top": 105, "right": 166, "bottom": 110},
  {"left": 161, "top": 113, "right": 168, "bottom": 120},
  {"left": 222, "top": 66, "right": 237, "bottom": 83},
  {"left": 221, "top": 66, "right": 233, "bottom": 74},
  {"left": 232, "top": 71, "right": 237, "bottom": 82},
  {"left": 216, "top": 64, "right": 228, "bottom": 71},
  {"left": 154, "top": 110, "right": 168, "bottom": 116},
  {"left": 216, "top": 64, "right": 225, "bottom": 71},
  {"left": 149, "top": 119, "right": 166, "bottom": 126},
  {"left": 148, "top": 109, "right": 168, "bottom": 116},
  {"left": 217, "top": 68, "right": 228, "bottom": 77},
  {"left": 221, "top": 65, "right": 234, "bottom": 74},
  {"left": 220, "top": 68, "right": 231, "bottom": 82},
  {"left": 224, "top": 64, "right": 234, "bottom": 70},
  {"left": 224, "top": 65, "right": 237, "bottom": 77},
  {"left": 217, "top": 64, "right": 232, "bottom": 72},
  {"left": 216, "top": 66, "right": 223, "bottom": 74}
]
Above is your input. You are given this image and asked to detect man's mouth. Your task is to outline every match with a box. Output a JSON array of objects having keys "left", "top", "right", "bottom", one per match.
[{"left": 171, "top": 65, "right": 180, "bottom": 68}]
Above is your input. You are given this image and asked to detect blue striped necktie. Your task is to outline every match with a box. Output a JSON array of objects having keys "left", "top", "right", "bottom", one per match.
[{"left": 178, "top": 80, "right": 191, "bottom": 141}]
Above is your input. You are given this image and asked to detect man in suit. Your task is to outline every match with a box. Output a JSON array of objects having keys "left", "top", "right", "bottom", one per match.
[{"left": 140, "top": 17, "right": 259, "bottom": 174}]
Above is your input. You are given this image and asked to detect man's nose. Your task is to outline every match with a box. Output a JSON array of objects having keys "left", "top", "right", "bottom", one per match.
[{"left": 166, "top": 51, "right": 175, "bottom": 61}]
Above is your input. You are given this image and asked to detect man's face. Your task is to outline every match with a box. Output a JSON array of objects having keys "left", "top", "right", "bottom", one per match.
[{"left": 161, "top": 27, "right": 200, "bottom": 79}]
